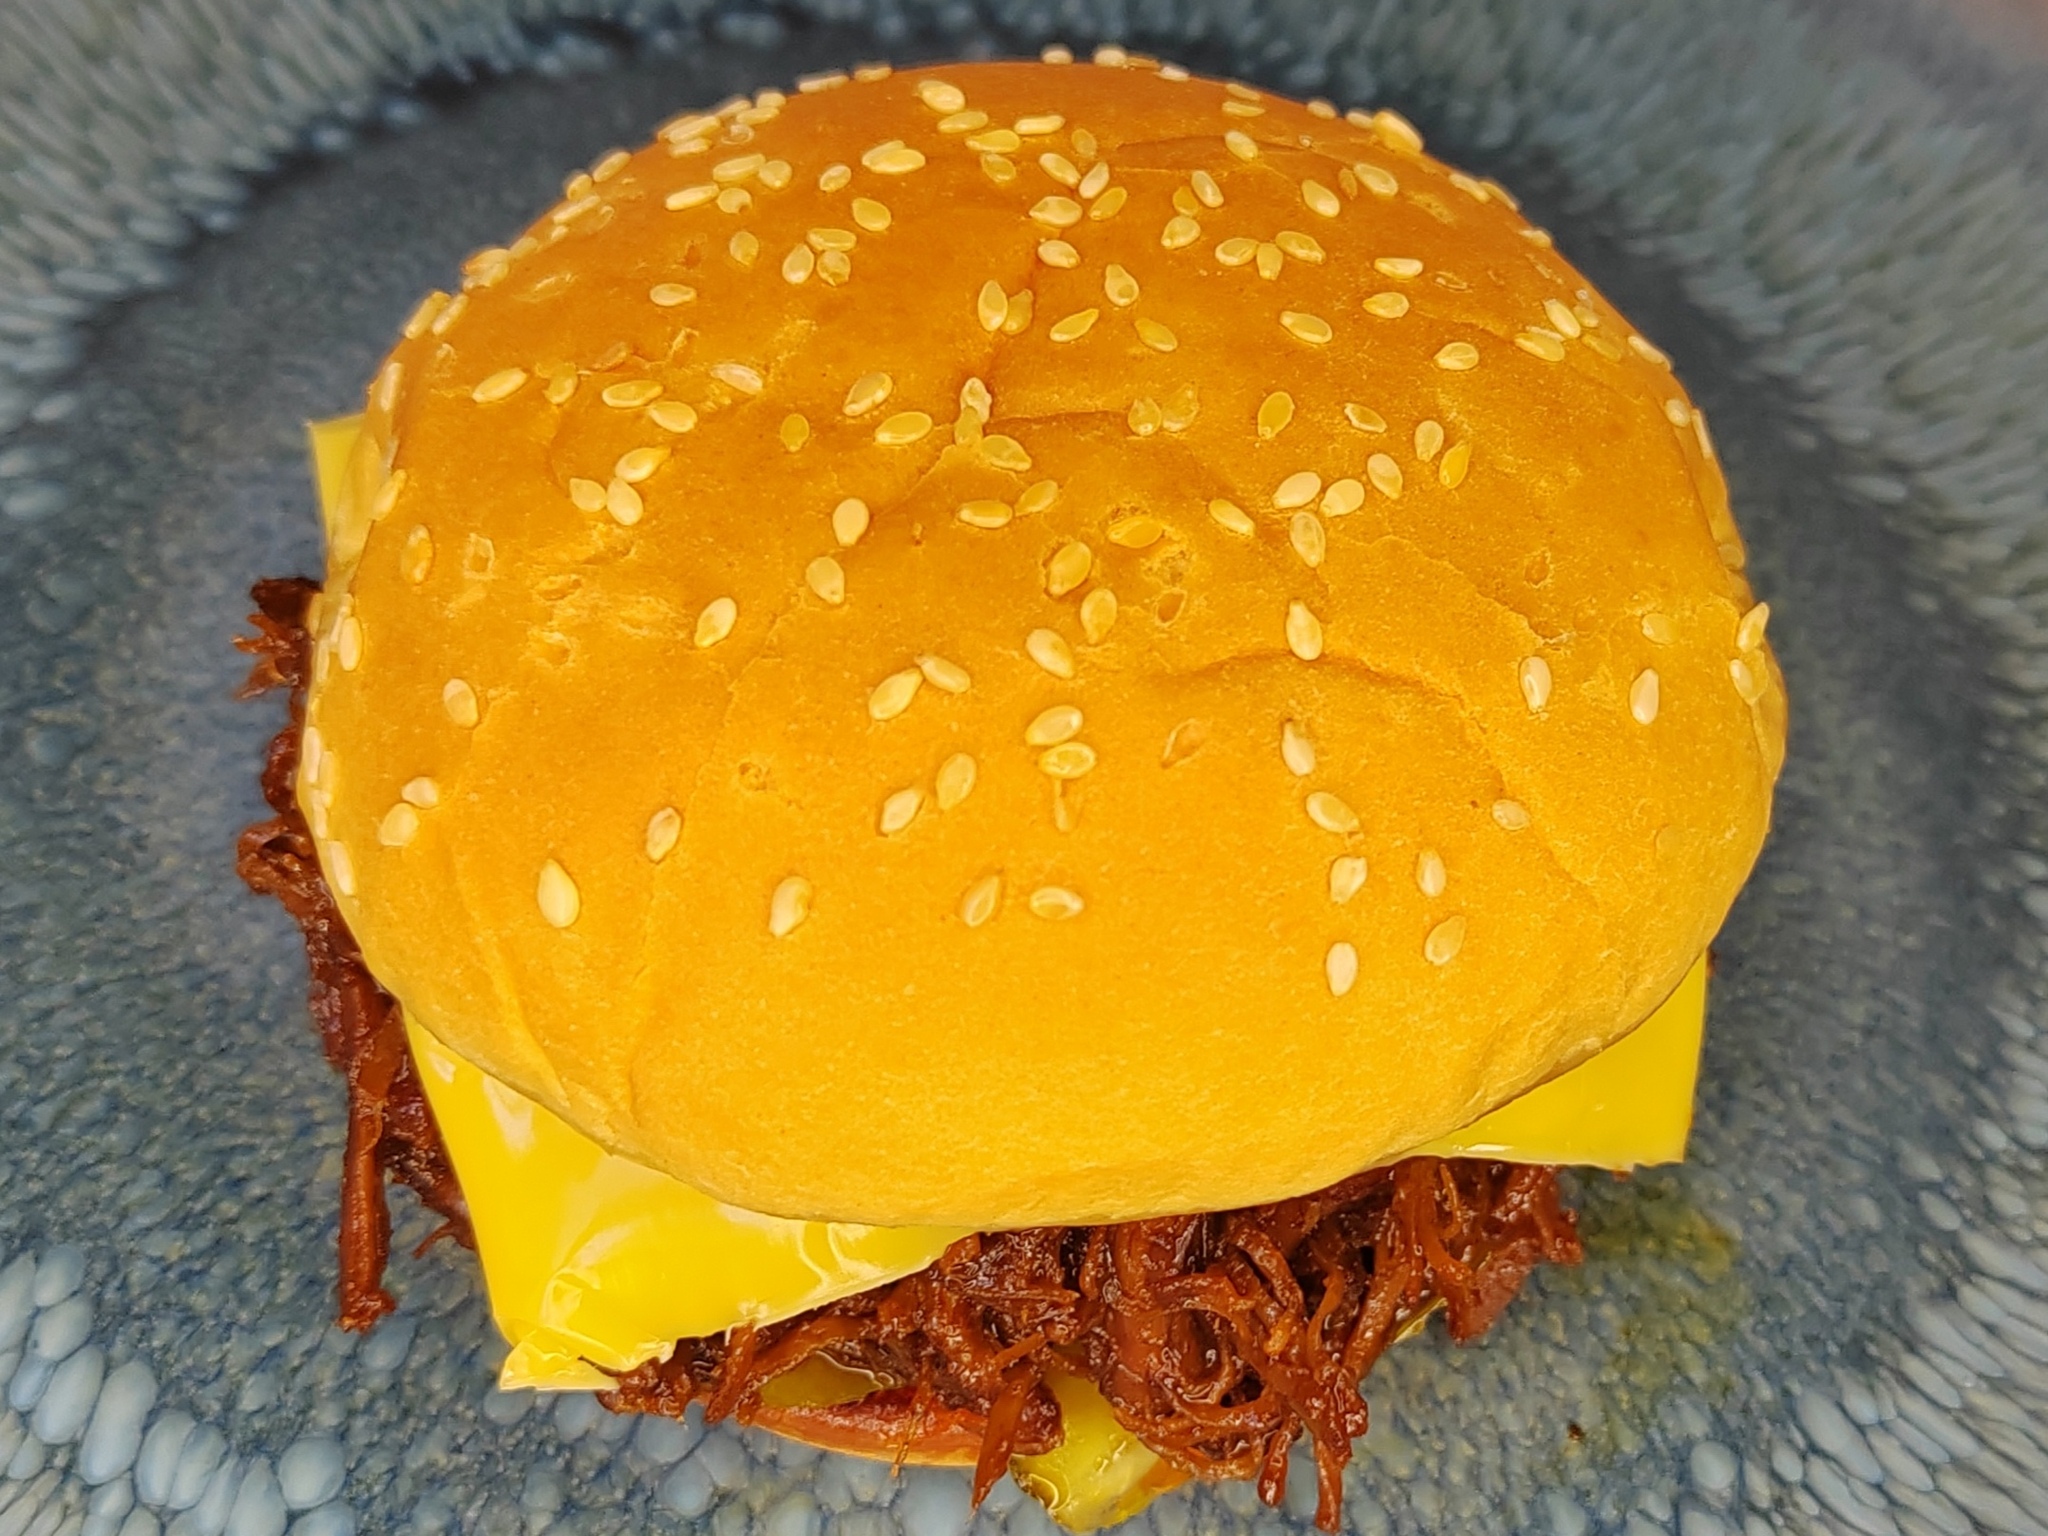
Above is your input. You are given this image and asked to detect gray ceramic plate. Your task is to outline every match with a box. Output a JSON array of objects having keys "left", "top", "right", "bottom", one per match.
[{"left": 3, "top": 2, "right": 2047, "bottom": 1535}]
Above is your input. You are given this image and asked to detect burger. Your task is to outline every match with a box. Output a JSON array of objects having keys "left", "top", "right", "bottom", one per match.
[{"left": 236, "top": 49, "right": 1785, "bottom": 1532}]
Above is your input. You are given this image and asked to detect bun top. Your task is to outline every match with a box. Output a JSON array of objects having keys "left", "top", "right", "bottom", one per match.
[{"left": 301, "top": 57, "right": 1785, "bottom": 1229}]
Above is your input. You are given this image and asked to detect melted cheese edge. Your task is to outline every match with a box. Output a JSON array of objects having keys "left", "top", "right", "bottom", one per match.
[{"left": 308, "top": 414, "right": 1707, "bottom": 1393}]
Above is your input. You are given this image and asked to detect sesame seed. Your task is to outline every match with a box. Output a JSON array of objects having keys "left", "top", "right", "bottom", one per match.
[
  {"left": 879, "top": 786, "right": 924, "bottom": 835},
  {"left": 917, "top": 79, "right": 967, "bottom": 113},
  {"left": 1694, "top": 411, "right": 1715, "bottom": 459},
  {"left": 1028, "top": 886, "right": 1085, "bottom": 919},
  {"left": 1439, "top": 443, "right": 1471, "bottom": 488},
  {"left": 958, "top": 499, "right": 1014, "bottom": 529},
  {"left": 1127, "top": 398, "right": 1163, "bottom": 437},
  {"left": 325, "top": 841, "right": 357, "bottom": 897},
  {"left": 981, "top": 152, "right": 1019, "bottom": 183},
  {"left": 1737, "top": 601, "right": 1771, "bottom": 651},
  {"left": 916, "top": 654, "right": 972, "bottom": 694},
  {"left": 805, "top": 555, "right": 846, "bottom": 604},
  {"left": 1039, "top": 151, "right": 1082, "bottom": 187},
  {"left": 1730, "top": 656, "right": 1766, "bottom": 703},
  {"left": 1282, "top": 719, "right": 1315, "bottom": 776},
  {"left": 1289, "top": 512, "right": 1326, "bottom": 568},
  {"left": 1329, "top": 855, "right": 1367, "bottom": 904},
  {"left": 870, "top": 668, "right": 924, "bottom": 720},
  {"left": 1039, "top": 742, "right": 1097, "bottom": 778},
  {"left": 370, "top": 470, "right": 407, "bottom": 523},
  {"left": 1031, "top": 195, "right": 1084, "bottom": 228},
  {"left": 1519, "top": 656, "right": 1552, "bottom": 710},
  {"left": 615, "top": 446, "right": 670, "bottom": 483},
  {"left": 1161, "top": 215, "right": 1202, "bottom": 249},
  {"left": 851, "top": 197, "right": 892, "bottom": 232},
  {"left": 1287, "top": 600, "right": 1324, "bottom": 661},
  {"left": 828, "top": 498, "right": 871, "bottom": 547},
  {"left": 537, "top": 859, "right": 580, "bottom": 928},
  {"left": 1002, "top": 291, "right": 1035, "bottom": 334},
  {"left": 401, "top": 776, "right": 440, "bottom": 808},
  {"left": 1026, "top": 628, "right": 1076, "bottom": 678},
  {"left": 1222, "top": 100, "right": 1264, "bottom": 118},
  {"left": 1224, "top": 129, "right": 1259, "bottom": 160},
  {"left": 1661, "top": 398, "right": 1694, "bottom": 428},
  {"left": 668, "top": 137, "right": 711, "bottom": 158},
  {"left": 1414, "top": 420, "right": 1445, "bottom": 462},
  {"left": 819, "top": 162, "right": 852, "bottom": 191},
  {"left": 1448, "top": 170, "right": 1490, "bottom": 202},
  {"left": 1326, "top": 942, "right": 1359, "bottom": 997},
  {"left": 1424, "top": 916, "right": 1465, "bottom": 965},
  {"left": 1301, "top": 179, "right": 1341, "bottom": 218},
  {"left": 1321, "top": 479, "right": 1365, "bottom": 517},
  {"left": 1089, "top": 186, "right": 1128, "bottom": 221},
  {"left": 1274, "top": 470, "right": 1322, "bottom": 509},
  {"left": 430, "top": 295, "right": 466, "bottom": 335},
  {"left": 1256, "top": 392, "right": 1296, "bottom": 439},
  {"left": 378, "top": 803, "right": 420, "bottom": 848},
  {"left": 1416, "top": 849, "right": 1446, "bottom": 897},
  {"left": 1191, "top": 169, "right": 1223, "bottom": 207},
  {"left": 1492, "top": 799, "right": 1532, "bottom": 831},
  {"left": 402, "top": 291, "right": 448, "bottom": 338},
  {"left": 843, "top": 372, "right": 893, "bottom": 417},
  {"left": 1210, "top": 498, "right": 1255, "bottom": 536},
  {"left": 1435, "top": 341, "right": 1480, "bottom": 371},
  {"left": 799, "top": 71, "right": 849, "bottom": 93},
  {"left": 769, "top": 876, "right": 812, "bottom": 937},
  {"left": 443, "top": 679, "right": 480, "bottom": 727},
  {"left": 758, "top": 158, "right": 792, "bottom": 189},
  {"left": 1079, "top": 587, "right": 1118, "bottom": 643},
  {"left": 779, "top": 414, "right": 810, "bottom": 452},
  {"left": 1026, "top": 704, "right": 1084, "bottom": 747},
  {"left": 1042, "top": 543, "right": 1093, "bottom": 599},
  {"left": 695, "top": 596, "right": 737, "bottom": 647},
  {"left": 1628, "top": 333, "right": 1671, "bottom": 367},
  {"left": 1276, "top": 231, "right": 1325, "bottom": 264},
  {"left": 782, "top": 245, "right": 816, "bottom": 284},
  {"left": 648, "top": 400, "right": 698, "bottom": 433},
  {"left": 936, "top": 753, "right": 979, "bottom": 811},
  {"left": 401, "top": 526, "right": 434, "bottom": 584},
  {"left": 939, "top": 109, "right": 989, "bottom": 133},
  {"left": 728, "top": 230, "right": 761, "bottom": 267},
  {"left": 1344, "top": 403, "right": 1388, "bottom": 433},
  {"left": 717, "top": 188, "right": 752, "bottom": 215},
  {"left": 862, "top": 141, "right": 927, "bottom": 174},
  {"left": 1362, "top": 292, "right": 1411, "bottom": 320},
  {"left": 1215, "top": 237, "right": 1257, "bottom": 267},
  {"left": 543, "top": 365, "right": 577, "bottom": 405},
  {"left": 853, "top": 64, "right": 892, "bottom": 81},
  {"left": 1039, "top": 239, "right": 1081, "bottom": 268},
  {"left": 977, "top": 279, "right": 1010, "bottom": 332},
  {"left": 806, "top": 227, "right": 859, "bottom": 253},
  {"left": 712, "top": 152, "right": 764, "bottom": 185},
  {"left": 1105, "top": 516, "right": 1162, "bottom": 549},
  {"left": 1374, "top": 256, "right": 1424, "bottom": 279},
  {"left": 471, "top": 367, "right": 528, "bottom": 404},
  {"left": 1135, "top": 317, "right": 1177, "bottom": 352},
  {"left": 336, "top": 616, "right": 363, "bottom": 671},
  {"left": 1280, "top": 311, "right": 1333, "bottom": 344},
  {"left": 1094, "top": 44, "right": 1127, "bottom": 65},
  {"left": 1357, "top": 454, "right": 1401, "bottom": 501},
  {"left": 651, "top": 282, "right": 698, "bottom": 307},
  {"left": 1514, "top": 329, "right": 1566, "bottom": 362},
  {"left": 603, "top": 380, "right": 662, "bottom": 408},
  {"left": 1016, "top": 112, "right": 1066, "bottom": 134},
  {"left": 1630, "top": 669, "right": 1661, "bottom": 725},
  {"left": 1369, "top": 108, "right": 1423, "bottom": 153},
  {"left": 981, "top": 435, "right": 1032, "bottom": 471},
  {"left": 1049, "top": 308, "right": 1099, "bottom": 342},
  {"left": 1162, "top": 385, "right": 1200, "bottom": 432},
  {"left": 1159, "top": 63, "right": 1190, "bottom": 81},
  {"left": 1306, "top": 791, "right": 1359, "bottom": 833},
  {"left": 1639, "top": 612, "right": 1675, "bottom": 645},
  {"left": 1354, "top": 162, "right": 1399, "bottom": 197},
  {"left": 1256, "top": 243, "right": 1284, "bottom": 281},
  {"left": 959, "top": 872, "right": 1003, "bottom": 927},
  {"left": 644, "top": 806, "right": 683, "bottom": 863},
  {"left": 1018, "top": 480, "right": 1060, "bottom": 516},
  {"left": 1098, "top": 264, "right": 1141, "bottom": 307},
  {"left": 602, "top": 478, "right": 642, "bottom": 526},
  {"left": 875, "top": 411, "right": 933, "bottom": 445},
  {"left": 1535, "top": 299, "right": 1581, "bottom": 340}
]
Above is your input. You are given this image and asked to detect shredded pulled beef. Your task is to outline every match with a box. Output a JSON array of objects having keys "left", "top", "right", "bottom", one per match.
[
  {"left": 235, "top": 577, "right": 474, "bottom": 1331},
  {"left": 237, "top": 580, "right": 1582, "bottom": 1529}
]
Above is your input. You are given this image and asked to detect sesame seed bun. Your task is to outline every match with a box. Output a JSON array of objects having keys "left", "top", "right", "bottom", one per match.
[{"left": 301, "top": 57, "right": 1785, "bottom": 1229}]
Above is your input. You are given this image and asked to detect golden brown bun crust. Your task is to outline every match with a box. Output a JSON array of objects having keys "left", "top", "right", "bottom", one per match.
[{"left": 302, "top": 60, "right": 1786, "bottom": 1228}]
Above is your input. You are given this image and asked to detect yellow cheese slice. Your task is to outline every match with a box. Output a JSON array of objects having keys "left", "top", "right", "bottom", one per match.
[{"left": 306, "top": 413, "right": 1707, "bottom": 1395}]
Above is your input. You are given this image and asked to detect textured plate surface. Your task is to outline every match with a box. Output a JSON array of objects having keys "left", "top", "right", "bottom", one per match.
[{"left": 2, "top": 3, "right": 2047, "bottom": 1536}]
